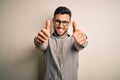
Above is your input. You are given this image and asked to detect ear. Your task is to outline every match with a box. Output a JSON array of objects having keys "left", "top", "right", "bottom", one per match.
[
  {"left": 52, "top": 18, "right": 54, "bottom": 24},
  {"left": 68, "top": 20, "right": 71, "bottom": 26}
]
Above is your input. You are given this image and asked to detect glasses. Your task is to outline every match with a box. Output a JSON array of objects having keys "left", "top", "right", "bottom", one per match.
[{"left": 54, "top": 19, "right": 70, "bottom": 27}]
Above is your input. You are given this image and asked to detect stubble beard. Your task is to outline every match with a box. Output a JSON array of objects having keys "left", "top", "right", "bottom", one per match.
[{"left": 54, "top": 26, "right": 68, "bottom": 37}]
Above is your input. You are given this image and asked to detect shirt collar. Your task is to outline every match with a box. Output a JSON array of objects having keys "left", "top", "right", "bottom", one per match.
[{"left": 52, "top": 32, "right": 70, "bottom": 39}]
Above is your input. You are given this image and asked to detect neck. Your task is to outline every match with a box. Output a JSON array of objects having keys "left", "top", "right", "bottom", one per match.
[{"left": 59, "top": 32, "right": 67, "bottom": 38}]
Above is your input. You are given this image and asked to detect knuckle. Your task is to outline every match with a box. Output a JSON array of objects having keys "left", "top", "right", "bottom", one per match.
[
  {"left": 37, "top": 39, "right": 41, "bottom": 44},
  {"left": 37, "top": 36, "right": 40, "bottom": 40},
  {"left": 37, "top": 36, "right": 39, "bottom": 39},
  {"left": 41, "top": 29, "right": 44, "bottom": 31},
  {"left": 39, "top": 32, "right": 43, "bottom": 35},
  {"left": 38, "top": 32, "right": 40, "bottom": 35}
]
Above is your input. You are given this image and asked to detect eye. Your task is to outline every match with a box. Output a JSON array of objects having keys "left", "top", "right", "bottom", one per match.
[
  {"left": 62, "top": 21, "right": 68, "bottom": 24},
  {"left": 54, "top": 20, "right": 60, "bottom": 23}
]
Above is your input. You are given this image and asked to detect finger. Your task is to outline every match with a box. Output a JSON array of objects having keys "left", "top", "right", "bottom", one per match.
[
  {"left": 78, "top": 32, "right": 83, "bottom": 38},
  {"left": 83, "top": 33, "right": 87, "bottom": 39},
  {"left": 41, "top": 29, "right": 50, "bottom": 37},
  {"left": 72, "top": 21, "right": 77, "bottom": 32},
  {"left": 38, "top": 32, "right": 48, "bottom": 40},
  {"left": 72, "top": 30, "right": 80, "bottom": 38},
  {"left": 46, "top": 20, "right": 50, "bottom": 32},
  {"left": 78, "top": 33, "right": 86, "bottom": 41},
  {"left": 74, "top": 34, "right": 82, "bottom": 43},
  {"left": 78, "top": 35, "right": 86, "bottom": 44},
  {"left": 79, "top": 33, "right": 87, "bottom": 41},
  {"left": 75, "top": 33, "right": 85, "bottom": 43},
  {"left": 37, "top": 36, "right": 46, "bottom": 43},
  {"left": 79, "top": 39, "right": 86, "bottom": 45},
  {"left": 76, "top": 34, "right": 82, "bottom": 41},
  {"left": 37, "top": 39, "right": 43, "bottom": 45}
]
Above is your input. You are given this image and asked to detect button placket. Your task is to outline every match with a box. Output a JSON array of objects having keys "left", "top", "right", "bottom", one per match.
[
  {"left": 59, "top": 38, "right": 63, "bottom": 68},
  {"left": 60, "top": 38, "right": 64, "bottom": 80}
]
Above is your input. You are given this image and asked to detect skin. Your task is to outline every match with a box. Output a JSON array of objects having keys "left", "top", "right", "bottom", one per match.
[
  {"left": 36, "top": 14, "right": 87, "bottom": 46},
  {"left": 53, "top": 14, "right": 70, "bottom": 37}
]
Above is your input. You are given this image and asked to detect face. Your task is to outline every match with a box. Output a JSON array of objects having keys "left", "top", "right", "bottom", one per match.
[{"left": 53, "top": 14, "right": 71, "bottom": 36}]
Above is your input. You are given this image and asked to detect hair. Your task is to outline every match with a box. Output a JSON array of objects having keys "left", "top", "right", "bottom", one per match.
[{"left": 54, "top": 6, "right": 72, "bottom": 18}]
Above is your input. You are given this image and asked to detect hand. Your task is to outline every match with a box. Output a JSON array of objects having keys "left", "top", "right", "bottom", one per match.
[
  {"left": 72, "top": 21, "right": 87, "bottom": 45},
  {"left": 36, "top": 20, "right": 50, "bottom": 45}
]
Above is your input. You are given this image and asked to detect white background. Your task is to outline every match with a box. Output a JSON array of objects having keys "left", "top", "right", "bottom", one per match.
[{"left": 0, "top": 0, "right": 120, "bottom": 80}]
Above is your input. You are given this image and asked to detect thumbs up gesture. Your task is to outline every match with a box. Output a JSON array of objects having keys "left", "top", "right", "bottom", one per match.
[
  {"left": 72, "top": 21, "right": 87, "bottom": 45},
  {"left": 36, "top": 20, "right": 50, "bottom": 45}
]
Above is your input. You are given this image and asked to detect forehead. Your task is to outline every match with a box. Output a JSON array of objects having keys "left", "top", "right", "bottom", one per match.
[{"left": 54, "top": 14, "right": 70, "bottom": 21}]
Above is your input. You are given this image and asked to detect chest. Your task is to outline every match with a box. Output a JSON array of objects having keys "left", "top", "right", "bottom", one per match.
[{"left": 49, "top": 37, "right": 76, "bottom": 61}]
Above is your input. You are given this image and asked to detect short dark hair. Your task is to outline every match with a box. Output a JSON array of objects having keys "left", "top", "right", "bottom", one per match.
[{"left": 54, "top": 6, "right": 71, "bottom": 18}]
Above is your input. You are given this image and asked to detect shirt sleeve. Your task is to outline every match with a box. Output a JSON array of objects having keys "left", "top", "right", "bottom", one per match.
[
  {"left": 73, "top": 35, "right": 88, "bottom": 51},
  {"left": 34, "top": 36, "right": 48, "bottom": 52}
]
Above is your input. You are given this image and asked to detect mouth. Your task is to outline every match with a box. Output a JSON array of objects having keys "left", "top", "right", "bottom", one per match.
[
  {"left": 56, "top": 27, "right": 65, "bottom": 32},
  {"left": 55, "top": 27, "right": 66, "bottom": 35}
]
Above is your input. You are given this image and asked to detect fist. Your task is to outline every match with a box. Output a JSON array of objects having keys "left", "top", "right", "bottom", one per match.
[
  {"left": 36, "top": 20, "right": 50, "bottom": 45},
  {"left": 72, "top": 21, "right": 87, "bottom": 45}
]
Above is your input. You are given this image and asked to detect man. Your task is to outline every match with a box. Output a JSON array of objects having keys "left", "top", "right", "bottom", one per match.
[{"left": 34, "top": 6, "right": 88, "bottom": 80}]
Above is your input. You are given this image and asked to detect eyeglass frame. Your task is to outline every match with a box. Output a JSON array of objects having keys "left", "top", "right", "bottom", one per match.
[{"left": 53, "top": 19, "right": 70, "bottom": 27}]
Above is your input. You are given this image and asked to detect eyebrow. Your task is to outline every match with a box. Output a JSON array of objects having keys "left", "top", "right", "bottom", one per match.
[{"left": 54, "top": 19, "right": 70, "bottom": 22}]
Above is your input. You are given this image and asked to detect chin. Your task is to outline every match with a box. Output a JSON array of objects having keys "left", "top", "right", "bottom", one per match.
[
  {"left": 55, "top": 29, "right": 68, "bottom": 36},
  {"left": 57, "top": 33, "right": 63, "bottom": 36},
  {"left": 57, "top": 32, "right": 67, "bottom": 36}
]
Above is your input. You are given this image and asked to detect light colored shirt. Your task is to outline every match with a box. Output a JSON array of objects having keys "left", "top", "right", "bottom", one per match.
[{"left": 34, "top": 33, "right": 87, "bottom": 80}]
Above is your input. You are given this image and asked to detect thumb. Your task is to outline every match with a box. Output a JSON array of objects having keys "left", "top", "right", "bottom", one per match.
[
  {"left": 72, "top": 21, "right": 77, "bottom": 32},
  {"left": 46, "top": 20, "right": 50, "bottom": 32}
]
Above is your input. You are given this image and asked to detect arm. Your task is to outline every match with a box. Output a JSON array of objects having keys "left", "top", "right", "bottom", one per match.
[
  {"left": 72, "top": 21, "right": 88, "bottom": 51},
  {"left": 34, "top": 20, "right": 50, "bottom": 51}
]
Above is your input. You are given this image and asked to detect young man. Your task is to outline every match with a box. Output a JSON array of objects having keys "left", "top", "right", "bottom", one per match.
[{"left": 34, "top": 6, "right": 88, "bottom": 80}]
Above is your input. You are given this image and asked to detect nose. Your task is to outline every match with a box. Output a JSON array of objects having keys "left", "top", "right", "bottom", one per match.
[{"left": 59, "top": 22, "right": 63, "bottom": 28}]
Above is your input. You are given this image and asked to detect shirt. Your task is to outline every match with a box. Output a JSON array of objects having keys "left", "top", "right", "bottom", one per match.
[{"left": 34, "top": 33, "right": 87, "bottom": 80}]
